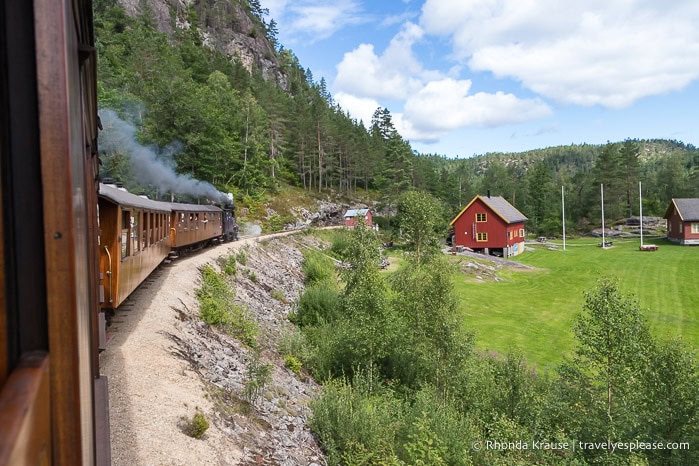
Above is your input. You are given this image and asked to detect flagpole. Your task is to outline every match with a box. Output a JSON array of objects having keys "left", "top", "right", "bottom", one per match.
[
  {"left": 601, "top": 184, "right": 606, "bottom": 248},
  {"left": 639, "top": 181, "right": 643, "bottom": 248},
  {"left": 562, "top": 185, "right": 566, "bottom": 251}
]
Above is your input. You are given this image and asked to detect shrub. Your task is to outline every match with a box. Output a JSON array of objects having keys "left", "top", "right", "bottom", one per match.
[
  {"left": 284, "top": 354, "right": 302, "bottom": 374},
  {"left": 294, "top": 282, "right": 339, "bottom": 327},
  {"left": 236, "top": 250, "right": 247, "bottom": 265},
  {"left": 277, "top": 330, "right": 310, "bottom": 359},
  {"left": 310, "top": 372, "right": 404, "bottom": 465},
  {"left": 196, "top": 265, "right": 258, "bottom": 347},
  {"left": 244, "top": 269, "right": 258, "bottom": 282},
  {"left": 329, "top": 231, "right": 351, "bottom": 259},
  {"left": 302, "top": 250, "right": 335, "bottom": 285},
  {"left": 217, "top": 254, "right": 237, "bottom": 275},
  {"left": 185, "top": 411, "right": 209, "bottom": 439},
  {"left": 263, "top": 213, "right": 292, "bottom": 232},
  {"left": 271, "top": 288, "right": 287, "bottom": 303},
  {"left": 243, "top": 351, "right": 272, "bottom": 406},
  {"left": 399, "top": 389, "right": 475, "bottom": 466},
  {"left": 197, "top": 265, "right": 232, "bottom": 326},
  {"left": 402, "top": 412, "right": 447, "bottom": 466}
]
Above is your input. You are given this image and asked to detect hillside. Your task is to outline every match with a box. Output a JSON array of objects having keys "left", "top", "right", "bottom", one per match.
[
  {"left": 103, "top": 232, "right": 326, "bottom": 464},
  {"left": 115, "top": 0, "right": 286, "bottom": 87}
]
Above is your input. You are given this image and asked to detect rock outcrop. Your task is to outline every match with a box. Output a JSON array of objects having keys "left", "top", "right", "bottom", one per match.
[{"left": 117, "top": 0, "right": 287, "bottom": 89}]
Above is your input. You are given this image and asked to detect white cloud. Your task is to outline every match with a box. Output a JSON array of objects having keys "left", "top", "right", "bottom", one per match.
[
  {"left": 401, "top": 78, "right": 552, "bottom": 139},
  {"left": 270, "top": 0, "right": 367, "bottom": 41},
  {"left": 380, "top": 11, "right": 419, "bottom": 28},
  {"left": 393, "top": 113, "right": 443, "bottom": 143},
  {"left": 334, "top": 92, "right": 381, "bottom": 126},
  {"left": 333, "top": 19, "right": 553, "bottom": 138},
  {"left": 419, "top": 0, "right": 699, "bottom": 107},
  {"left": 333, "top": 22, "right": 430, "bottom": 100},
  {"left": 263, "top": 0, "right": 290, "bottom": 21}
]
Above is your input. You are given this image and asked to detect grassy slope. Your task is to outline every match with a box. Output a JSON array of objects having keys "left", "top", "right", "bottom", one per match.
[{"left": 454, "top": 237, "right": 699, "bottom": 370}]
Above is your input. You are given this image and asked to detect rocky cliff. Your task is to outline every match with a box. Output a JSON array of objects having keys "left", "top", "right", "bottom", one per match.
[{"left": 117, "top": 0, "right": 287, "bottom": 89}]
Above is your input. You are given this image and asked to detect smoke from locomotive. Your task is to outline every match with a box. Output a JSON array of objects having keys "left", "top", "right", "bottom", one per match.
[{"left": 99, "top": 108, "right": 228, "bottom": 203}]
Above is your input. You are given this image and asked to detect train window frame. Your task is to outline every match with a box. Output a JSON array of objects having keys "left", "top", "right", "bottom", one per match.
[
  {"left": 142, "top": 211, "right": 149, "bottom": 250},
  {"left": 132, "top": 213, "right": 140, "bottom": 254},
  {"left": 121, "top": 210, "right": 130, "bottom": 259}
]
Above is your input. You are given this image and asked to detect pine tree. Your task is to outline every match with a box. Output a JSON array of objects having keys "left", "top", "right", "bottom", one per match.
[{"left": 619, "top": 139, "right": 640, "bottom": 217}]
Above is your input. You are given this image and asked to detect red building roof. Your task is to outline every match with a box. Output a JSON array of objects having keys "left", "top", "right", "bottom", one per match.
[
  {"left": 664, "top": 198, "right": 699, "bottom": 221},
  {"left": 450, "top": 195, "right": 527, "bottom": 226}
]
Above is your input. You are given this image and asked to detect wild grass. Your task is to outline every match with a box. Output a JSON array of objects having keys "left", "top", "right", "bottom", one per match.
[
  {"left": 301, "top": 249, "right": 335, "bottom": 285},
  {"left": 196, "top": 265, "right": 258, "bottom": 347},
  {"left": 452, "top": 238, "right": 699, "bottom": 369}
]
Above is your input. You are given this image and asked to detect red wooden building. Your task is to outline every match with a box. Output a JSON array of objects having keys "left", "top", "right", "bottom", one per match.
[
  {"left": 449, "top": 195, "right": 528, "bottom": 258},
  {"left": 344, "top": 208, "right": 373, "bottom": 228},
  {"left": 664, "top": 198, "right": 699, "bottom": 245}
]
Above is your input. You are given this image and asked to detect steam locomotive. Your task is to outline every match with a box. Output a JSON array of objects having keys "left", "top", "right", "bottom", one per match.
[{"left": 0, "top": 1, "right": 235, "bottom": 463}]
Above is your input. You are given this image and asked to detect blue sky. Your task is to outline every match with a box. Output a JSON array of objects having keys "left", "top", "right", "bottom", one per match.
[{"left": 263, "top": 0, "right": 699, "bottom": 158}]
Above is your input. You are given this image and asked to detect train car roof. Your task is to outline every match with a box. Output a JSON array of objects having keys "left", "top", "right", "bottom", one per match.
[
  {"left": 168, "top": 203, "right": 222, "bottom": 213},
  {"left": 98, "top": 183, "right": 172, "bottom": 212}
]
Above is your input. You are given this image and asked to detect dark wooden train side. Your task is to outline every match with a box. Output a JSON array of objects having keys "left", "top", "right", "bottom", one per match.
[
  {"left": 99, "top": 184, "right": 172, "bottom": 310},
  {"left": 170, "top": 204, "right": 225, "bottom": 252},
  {"left": 0, "top": 0, "right": 108, "bottom": 464}
]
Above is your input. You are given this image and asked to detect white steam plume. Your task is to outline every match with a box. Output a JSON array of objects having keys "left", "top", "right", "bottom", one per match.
[{"left": 99, "top": 108, "right": 228, "bottom": 202}]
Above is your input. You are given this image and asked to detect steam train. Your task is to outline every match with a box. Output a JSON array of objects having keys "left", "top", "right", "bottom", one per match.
[
  {"left": 0, "top": 1, "right": 235, "bottom": 463},
  {"left": 98, "top": 182, "right": 238, "bottom": 310}
]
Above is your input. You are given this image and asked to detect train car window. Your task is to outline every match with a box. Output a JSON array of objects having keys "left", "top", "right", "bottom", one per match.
[
  {"left": 142, "top": 212, "right": 148, "bottom": 250},
  {"left": 132, "top": 213, "right": 140, "bottom": 253},
  {"left": 195, "top": 213, "right": 199, "bottom": 230},
  {"left": 121, "top": 211, "right": 130, "bottom": 259}
]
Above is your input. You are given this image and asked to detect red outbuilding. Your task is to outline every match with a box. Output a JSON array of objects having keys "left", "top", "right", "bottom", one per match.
[
  {"left": 449, "top": 194, "right": 528, "bottom": 258},
  {"left": 664, "top": 198, "right": 699, "bottom": 245},
  {"left": 344, "top": 208, "right": 373, "bottom": 228}
]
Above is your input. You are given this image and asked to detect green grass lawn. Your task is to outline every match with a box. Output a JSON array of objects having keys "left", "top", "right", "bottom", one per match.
[{"left": 453, "top": 237, "right": 699, "bottom": 370}]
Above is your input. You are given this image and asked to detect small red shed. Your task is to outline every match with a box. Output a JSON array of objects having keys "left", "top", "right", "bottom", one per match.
[
  {"left": 664, "top": 198, "right": 699, "bottom": 245},
  {"left": 449, "top": 195, "right": 528, "bottom": 258},
  {"left": 344, "top": 208, "right": 373, "bottom": 228}
]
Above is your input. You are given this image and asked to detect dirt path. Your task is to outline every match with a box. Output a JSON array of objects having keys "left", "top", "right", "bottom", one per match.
[{"left": 101, "top": 231, "right": 305, "bottom": 465}]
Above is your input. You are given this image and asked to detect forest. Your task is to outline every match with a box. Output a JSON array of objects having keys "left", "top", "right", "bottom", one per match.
[{"left": 94, "top": 1, "right": 699, "bottom": 237}]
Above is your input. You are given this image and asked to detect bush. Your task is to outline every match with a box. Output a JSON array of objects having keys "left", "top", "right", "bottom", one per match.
[
  {"left": 243, "top": 351, "right": 272, "bottom": 406},
  {"left": 310, "top": 372, "right": 404, "bottom": 465},
  {"left": 402, "top": 412, "right": 447, "bottom": 466},
  {"left": 329, "top": 231, "right": 351, "bottom": 259},
  {"left": 399, "top": 388, "right": 476, "bottom": 466},
  {"left": 244, "top": 269, "right": 258, "bottom": 283},
  {"left": 271, "top": 288, "right": 287, "bottom": 303},
  {"left": 284, "top": 354, "right": 302, "bottom": 374},
  {"left": 294, "top": 282, "right": 339, "bottom": 327},
  {"left": 302, "top": 250, "right": 335, "bottom": 285},
  {"left": 217, "top": 254, "right": 236, "bottom": 275},
  {"left": 277, "top": 330, "right": 313, "bottom": 362},
  {"left": 185, "top": 411, "right": 209, "bottom": 439},
  {"left": 196, "top": 265, "right": 258, "bottom": 347}
]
